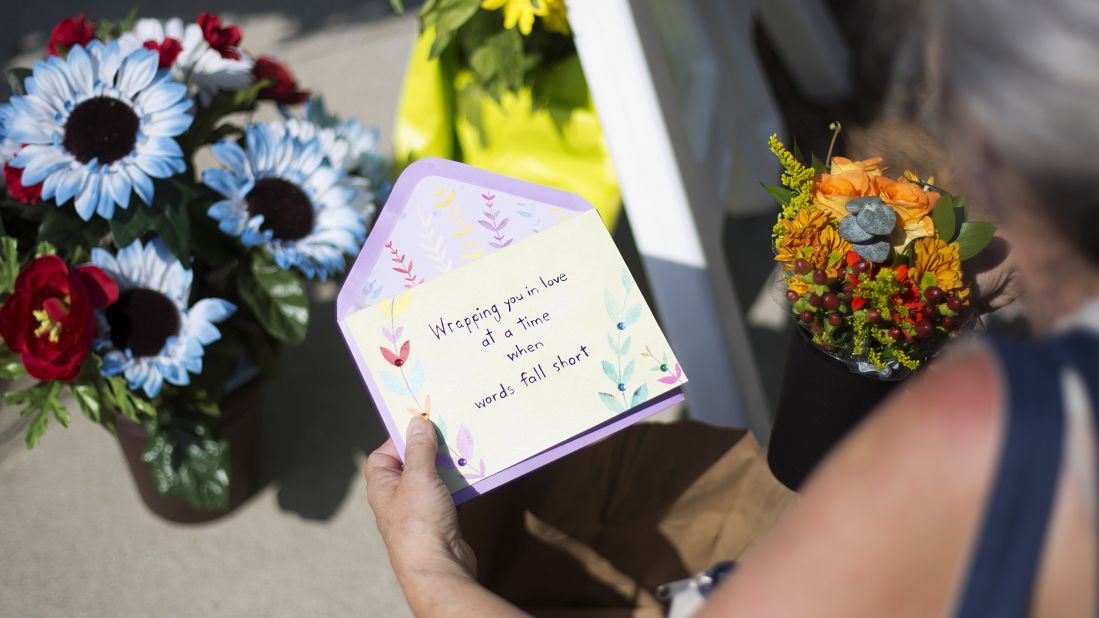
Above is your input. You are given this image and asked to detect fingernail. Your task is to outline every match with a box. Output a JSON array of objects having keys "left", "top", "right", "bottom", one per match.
[{"left": 407, "top": 416, "right": 429, "bottom": 437}]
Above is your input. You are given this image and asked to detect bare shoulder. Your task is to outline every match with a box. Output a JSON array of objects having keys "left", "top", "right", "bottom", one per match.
[{"left": 698, "top": 343, "right": 1007, "bottom": 617}]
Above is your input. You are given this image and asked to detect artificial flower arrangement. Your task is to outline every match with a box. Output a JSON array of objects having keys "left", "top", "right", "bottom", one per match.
[
  {"left": 765, "top": 128, "right": 995, "bottom": 378},
  {"left": 0, "top": 11, "right": 388, "bottom": 509},
  {"left": 407, "top": 0, "right": 571, "bottom": 136}
]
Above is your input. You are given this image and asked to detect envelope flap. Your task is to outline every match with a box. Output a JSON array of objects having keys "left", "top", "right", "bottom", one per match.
[{"left": 337, "top": 158, "right": 594, "bottom": 319}]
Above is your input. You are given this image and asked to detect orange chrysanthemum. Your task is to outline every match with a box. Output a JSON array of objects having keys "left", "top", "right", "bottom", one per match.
[
  {"left": 911, "top": 237, "right": 964, "bottom": 292},
  {"left": 774, "top": 208, "right": 830, "bottom": 266}
]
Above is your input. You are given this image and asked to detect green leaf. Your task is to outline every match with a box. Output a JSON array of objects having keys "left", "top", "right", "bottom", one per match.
[
  {"left": 469, "top": 27, "right": 526, "bottom": 92},
  {"left": 424, "top": 0, "right": 482, "bottom": 58},
  {"left": 34, "top": 241, "right": 57, "bottom": 258},
  {"left": 5, "top": 382, "right": 66, "bottom": 448},
  {"left": 70, "top": 382, "right": 102, "bottom": 423},
  {"left": 931, "top": 193, "right": 957, "bottom": 242},
  {"left": 142, "top": 417, "right": 230, "bottom": 510},
  {"left": 238, "top": 252, "right": 309, "bottom": 344},
  {"left": 100, "top": 374, "right": 157, "bottom": 422},
  {"left": 150, "top": 179, "right": 194, "bottom": 262},
  {"left": 760, "top": 182, "right": 794, "bottom": 206},
  {"left": 0, "top": 236, "right": 18, "bottom": 294},
  {"left": 811, "top": 154, "right": 827, "bottom": 175},
  {"left": 390, "top": 0, "right": 406, "bottom": 14},
  {"left": 37, "top": 209, "right": 108, "bottom": 258},
  {"left": 0, "top": 344, "right": 26, "bottom": 380},
  {"left": 955, "top": 221, "right": 997, "bottom": 261},
  {"left": 109, "top": 203, "right": 158, "bottom": 249},
  {"left": 7, "top": 68, "right": 31, "bottom": 96},
  {"left": 232, "top": 78, "right": 272, "bottom": 108}
]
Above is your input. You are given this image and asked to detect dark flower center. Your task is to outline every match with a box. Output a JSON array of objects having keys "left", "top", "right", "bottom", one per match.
[
  {"left": 63, "top": 96, "right": 140, "bottom": 165},
  {"left": 246, "top": 177, "right": 315, "bottom": 241},
  {"left": 106, "top": 288, "right": 181, "bottom": 357}
]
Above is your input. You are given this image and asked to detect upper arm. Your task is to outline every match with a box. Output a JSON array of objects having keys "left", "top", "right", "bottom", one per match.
[{"left": 698, "top": 345, "right": 1005, "bottom": 618}]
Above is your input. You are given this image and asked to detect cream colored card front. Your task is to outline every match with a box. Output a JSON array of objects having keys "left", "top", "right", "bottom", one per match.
[{"left": 345, "top": 209, "right": 686, "bottom": 491}]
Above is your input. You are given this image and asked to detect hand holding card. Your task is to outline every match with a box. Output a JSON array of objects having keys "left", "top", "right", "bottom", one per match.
[{"left": 338, "top": 159, "right": 686, "bottom": 503}]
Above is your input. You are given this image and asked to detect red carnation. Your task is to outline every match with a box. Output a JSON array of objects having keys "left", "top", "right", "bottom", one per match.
[
  {"left": 197, "top": 12, "right": 242, "bottom": 59},
  {"left": 143, "top": 38, "right": 183, "bottom": 69},
  {"left": 4, "top": 162, "right": 42, "bottom": 204},
  {"left": 0, "top": 256, "right": 118, "bottom": 382},
  {"left": 253, "top": 56, "right": 309, "bottom": 105},
  {"left": 47, "top": 13, "right": 96, "bottom": 57}
]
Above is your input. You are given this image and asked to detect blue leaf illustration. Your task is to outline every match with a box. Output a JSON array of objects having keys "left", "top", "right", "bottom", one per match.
[
  {"left": 602, "top": 360, "right": 619, "bottom": 383},
  {"left": 621, "top": 269, "right": 635, "bottom": 293},
  {"left": 604, "top": 289, "right": 620, "bottom": 321},
  {"left": 607, "top": 334, "right": 620, "bottom": 353},
  {"left": 630, "top": 383, "right": 650, "bottom": 408},
  {"left": 622, "top": 360, "right": 636, "bottom": 384},
  {"left": 618, "top": 335, "right": 632, "bottom": 357},
  {"left": 379, "top": 370, "right": 410, "bottom": 396},
  {"left": 599, "top": 392, "right": 625, "bottom": 413},
  {"left": 622, "top": 304, "right": 643, "bottom": 327},
  {"left": 407, "top": 360, "right": 425, "bottom": 394}
]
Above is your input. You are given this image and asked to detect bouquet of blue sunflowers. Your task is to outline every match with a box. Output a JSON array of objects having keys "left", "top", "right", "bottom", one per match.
[{"left": 0, "top": 11, "right": 389, "bottom": 509}]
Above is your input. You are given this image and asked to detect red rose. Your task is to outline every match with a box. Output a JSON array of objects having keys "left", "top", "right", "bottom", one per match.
[
  {"left": 197, "top": 12, "right": 243, "bottom": 60},
  {"left": 253, "top": 56, "right": 309, "bottom": 105},
  {"left": 0, "top": 256, "right": 118, "bottom": 382},
  {"left": 143, "top": 37, "right": 183, "bottom": 69},
  {"left": 4, "top": 162, "right": 42, "bottom": 204},
  {"left": 47, "top": 13, "right": 96, "bottom": 57}
]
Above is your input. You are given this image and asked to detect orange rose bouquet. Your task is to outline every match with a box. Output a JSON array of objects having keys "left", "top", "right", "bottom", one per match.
[{"left": 765, "top": 130, "right": 995, "bottom": 378}]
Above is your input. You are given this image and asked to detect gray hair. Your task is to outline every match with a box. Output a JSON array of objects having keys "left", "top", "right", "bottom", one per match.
[{"left": 941, "top": 0, "right": 1099, "bottom": 259}]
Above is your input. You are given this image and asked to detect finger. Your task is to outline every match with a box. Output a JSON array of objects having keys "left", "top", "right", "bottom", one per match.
[
  {"left": 402, "top": 416, "right": 440, "bottom": 477},
  {"left": 365, "top": 441, "right": 403, "bottom": 498}
]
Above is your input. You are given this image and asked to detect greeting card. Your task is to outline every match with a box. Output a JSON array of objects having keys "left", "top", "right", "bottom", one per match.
[{"left": 337, "top": 159, "right": 686, "bottom": 503}]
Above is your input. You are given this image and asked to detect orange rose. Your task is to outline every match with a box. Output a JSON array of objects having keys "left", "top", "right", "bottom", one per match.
[
  {"left": 875, "top": 176, "right": 940, "bottom": 249},
  {"left": 812, "top": 171, "right": 878, "bottom": 222},
  {"left": 830, "top": 156, "right": 885, "bottom": 176}
]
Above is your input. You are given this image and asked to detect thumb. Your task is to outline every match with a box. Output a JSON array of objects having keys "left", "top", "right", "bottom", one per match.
[{"left": 403, "top": 416, "right": 439, "bottom": 477}]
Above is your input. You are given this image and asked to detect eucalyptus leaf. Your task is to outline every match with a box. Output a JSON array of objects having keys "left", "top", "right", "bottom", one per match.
[{"left": 237, "top": 252, "right": 309, "bottom": 344}]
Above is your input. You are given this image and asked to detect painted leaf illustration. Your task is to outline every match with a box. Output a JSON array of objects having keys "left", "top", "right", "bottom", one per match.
[
  {"left": 658, "top": 375, "right": 680, "bottom": 385},
  {"left": 479, "top": 459, "right": 486, "bottom": 475},
  {"left": 599, "top": 392, "right": 625, "bottom": 413},
  {"left": 390, "top": 292, "right": 412, "bottom": 319},
  {"left": 435, "top": 416, "right": 448, "bottom": 442},
  {"left": 424, "top": 395, "right": 432, "bottom": 413},
  {"left": 630, "top": 383, "right": 650, "bottom": 408},
  {"left": 604, "top": 289, "right": 619, "bottom": 320},
  {"left": 457, "top": 425, "right": 475, "bottom": 461},
  {"left": 497, "top": 217, "right": 509, "bottom": 229},
  {"left": 602, "top": 361, "right": 619, "bottom": 383},
  {"left": 618, "top": 336, "right": 632, "bottom": 357},
  {"left": 382, "top": 327, "right": 396, "bottom": 343},
  {"left": 675, "top": 363, "right": 683, "bottom": 379},
  {"left": 478, "top": 220, "right": 497, "bottom": 231},
  {"left": 393, "top": 326, "right": 404, "bottom": 341},
  {"left": 398, "top": 340, "right": 411, "bottom": 362},
  {"left": 622, "top": 304, "right": 643, "bottom": 327},
  {"left": 621, "top": 269, "right": 634, "bottom": 292},
  {"left": 379, "top": 347, "right": 399, "bottom": 365},
  {"left": 622, "top": 360, "right": 636, "bottom": 384},
  {"left": 607, "top": 334, "right": 619, "bottom": 352},
  {"left": 378, "top": 370, "right": 410, "bottom": 396},
  {"left": 407, "top": 360, "right": 425, "bottom": 394}
]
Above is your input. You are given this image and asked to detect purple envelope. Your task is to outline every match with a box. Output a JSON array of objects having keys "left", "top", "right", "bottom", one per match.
[{"left": 337, "top": 158, "right": 685, "bottom": 503}]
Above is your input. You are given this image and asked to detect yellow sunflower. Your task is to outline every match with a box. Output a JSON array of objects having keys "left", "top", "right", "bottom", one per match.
[
  {"left": 911, "top": 237, "right": 964, "bottom": 292},
  {"left": 482, "top": 0, "right": 548, "bottom": 36}
]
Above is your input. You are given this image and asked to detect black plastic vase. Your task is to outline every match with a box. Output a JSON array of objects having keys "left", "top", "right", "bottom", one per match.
[{"left": 767, "top": 330, "right": 902, "bottom": 491}]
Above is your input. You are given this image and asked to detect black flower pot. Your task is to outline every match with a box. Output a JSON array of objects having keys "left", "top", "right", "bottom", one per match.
[{"left": 767, "top": 330, "right": 901, "bottom": 491}]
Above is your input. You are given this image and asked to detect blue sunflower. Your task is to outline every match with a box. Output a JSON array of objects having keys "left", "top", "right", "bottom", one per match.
[
  {"left": 92, "top": 238, "right": 235, "bottom": 398},
  {"left": 203, "top": 122, "right": 366, "bottom": 280},
  {"left": 4, "top": 41, "right": 192, "bottom": 221}
]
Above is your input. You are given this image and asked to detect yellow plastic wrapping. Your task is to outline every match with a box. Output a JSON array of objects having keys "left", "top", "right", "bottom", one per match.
[{"left": 393, "top": 28, "right": 622, "bottom": 230}]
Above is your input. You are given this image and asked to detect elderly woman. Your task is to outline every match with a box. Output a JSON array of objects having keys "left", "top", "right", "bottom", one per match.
[{"left": 365, "top": 0, "right": 1099, "bottom": 614}]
